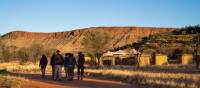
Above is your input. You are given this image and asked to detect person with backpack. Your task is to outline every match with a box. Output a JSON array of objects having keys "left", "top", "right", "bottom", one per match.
[
  {"left": 64, "top": 53, "right": 76, "bottom": 81},
  {"left": 50, "top": 53, "right": 55, "bottom": 79},
  {"left": 77, "top": 52, "right": 85, "bottom": 80},
  {"left": 53, "top": 50, "right": 64, "bottom": 80},
  {"left": 39, "top": 54, "right": 48, "bottom": 78},
  {"left": 64, "top": 53, "right": 70, "bottom": 79}
]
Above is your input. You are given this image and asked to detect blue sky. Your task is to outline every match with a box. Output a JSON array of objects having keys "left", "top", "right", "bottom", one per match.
[{"left": 0, "top": 0, "right": 200, "bottom": 34}]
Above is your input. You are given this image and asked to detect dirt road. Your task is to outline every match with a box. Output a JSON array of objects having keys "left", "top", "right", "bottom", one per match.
[{"left": 11, "top": 72, "right": 136, "bottom": 88}]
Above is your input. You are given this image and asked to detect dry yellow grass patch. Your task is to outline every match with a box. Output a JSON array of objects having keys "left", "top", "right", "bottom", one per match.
[
  {"left": 0, "top": 61, "right": 52, "bottom": 72},
  {"left": 85, "top": 69, "right": 200, "bottom": 88},
  {"left": 0, "top": 74, "right": 27, "bottom": 88}
]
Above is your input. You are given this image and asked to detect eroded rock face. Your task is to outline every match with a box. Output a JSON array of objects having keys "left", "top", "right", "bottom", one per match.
[{"left": 1, "top": 27, "right": 176, "bottom": 52}]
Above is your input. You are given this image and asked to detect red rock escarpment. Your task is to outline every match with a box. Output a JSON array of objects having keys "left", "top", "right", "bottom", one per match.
[{"left": 1, "top": 27, "right": 176, "bottom": 52}]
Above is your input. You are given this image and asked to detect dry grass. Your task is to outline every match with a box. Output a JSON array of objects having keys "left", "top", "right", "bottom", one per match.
[
  {"left": 85, "top": 68, "right": 200, "bottom": 88},
  {"left": 0, "top": 62, "right": 29, "bottom": 88},
  {"left": 0, "top": 61, "right": 200, "bottom": 88},
  {"left": 0, "top": 74, "right": 27, "bottom": 88},
  {"left": 0, "top": 61, "right": 51, "bottom": 72}
]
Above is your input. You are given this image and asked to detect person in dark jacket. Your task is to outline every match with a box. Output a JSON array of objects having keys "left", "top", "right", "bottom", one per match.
[
  {"left": 39, "top": 54, "right": 48, "bottom": 78},
  {"left": 53, "top": 50, "right": 64, "bottom": 80},
  {"left": 50, "top": 53, "right": 55, "bottom": 79},
  {"left": 64, "top": 53, "right": 70, "bottom": 78},
  {"left": 77, "top": 52, "right": 85, "bottom": 80},
  {"left": 64, "top": 53, "right": 76, "bottom": 81}
]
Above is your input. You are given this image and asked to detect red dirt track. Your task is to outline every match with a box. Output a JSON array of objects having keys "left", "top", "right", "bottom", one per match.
[{"left": 12, "top": 72, "right": 137, "bottom": 88}]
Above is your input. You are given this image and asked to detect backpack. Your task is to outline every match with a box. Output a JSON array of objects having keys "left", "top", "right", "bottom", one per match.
[
  {"left": 78, "top": 54, "right": 85, "bottom": 66},
  {"left": 55, "top": 54, "right": 63, "bottom": 65}
]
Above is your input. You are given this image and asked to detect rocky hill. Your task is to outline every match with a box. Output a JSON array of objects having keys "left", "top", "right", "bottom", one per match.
[
  {"left": 123, "top": 25, "right": 200, "bottom": 55},
  {"left": 0, "top": 27, "right": 175, "bottom": 52}
]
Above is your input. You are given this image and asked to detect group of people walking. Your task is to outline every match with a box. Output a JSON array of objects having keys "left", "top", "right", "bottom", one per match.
[{"left": 39, "top": 50, "right": 85, "bottom": 81}]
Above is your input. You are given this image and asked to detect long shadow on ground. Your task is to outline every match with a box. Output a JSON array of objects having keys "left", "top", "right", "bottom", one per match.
[{"left": 9, "top": 72, "right": 134, "bottom": 88}]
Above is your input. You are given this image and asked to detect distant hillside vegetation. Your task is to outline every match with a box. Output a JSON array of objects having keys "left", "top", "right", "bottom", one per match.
[{"left": 117, "top": 25, "right": 200, "bottom": 56}]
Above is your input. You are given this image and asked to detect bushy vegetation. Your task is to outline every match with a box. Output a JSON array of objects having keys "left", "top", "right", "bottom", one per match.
[
  {"left": 173, "top": 25, "right": 200, "bottom": 35},
  {"left": 0, "top": 39, "right": 56, "bottom": 63},
  {"left": 0, "top": 39, "right": 11, "bottom": 62},
  {"left": 17, "top": 48, "right": 30, "bottom": 63},
  {"left": 145, "top": 25, "right": 200, "bottom": 54},
  {"left": 82, "top": 29, "right": 112, "bottom": 66},
  {"left": 114, "top": 25, "right": 200, "bottom": 54}
]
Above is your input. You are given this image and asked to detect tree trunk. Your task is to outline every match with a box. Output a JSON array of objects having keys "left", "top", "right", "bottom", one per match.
[
  {"left": 136, "top": 53, "right": 140, "bottom": 68},
  {"left": 194, "top": 44, "right": 199, "bottom": 69},
  {"left": 91, "top": 57, "right": 97, "bottom": 66},
  {"left": 97, "top": 57, "right": 100, "bottom": 68},
  {"left": 195, "top": 55, "right": 200, "bottom": 69},
  {"left": 34, "top": 59, "right": 37, "bottom": 64},
  {"left": 96, "top": 53, "right": 102, "bottom": 68}
]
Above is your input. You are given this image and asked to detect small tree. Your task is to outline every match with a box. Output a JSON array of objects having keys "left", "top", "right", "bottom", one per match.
[
  {"left": 44, "top": 48, "right": 56, "bottom": 58},
  {"left": 29, "top": 43, "right": 43, "bottom": 64},
  {"left": 0, "top": 39, "right": 4, "bottom": 61},
  {"left": 133, "top": 36, "right": 150, "bottom": 68},
  {"left": 1, "top": 46, "right": 11, "bottom": 62},
  {"left": 0, "top": 39, "right": 11, "bottom": 62},
  {"left": 82, "top": 29, "right": 112, "bottom": 67},
  {"left": 17, "top": 47, "right": 30, "bottom": 63}
]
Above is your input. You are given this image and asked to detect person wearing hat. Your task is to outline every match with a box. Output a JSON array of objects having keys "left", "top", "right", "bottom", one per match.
[
  {"left": 64, "top": 53, "right": 76, "bottom": 81},
  {"left": 50, "top": 52, "right": 56, "bottom": 79},
  {"left": 53, "top": 50, "right": 64, "bottom": 80}
]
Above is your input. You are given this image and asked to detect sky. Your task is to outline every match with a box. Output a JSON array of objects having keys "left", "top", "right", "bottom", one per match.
[{"left": 0, "top": 0, "right": 200, "bottom": 34}]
